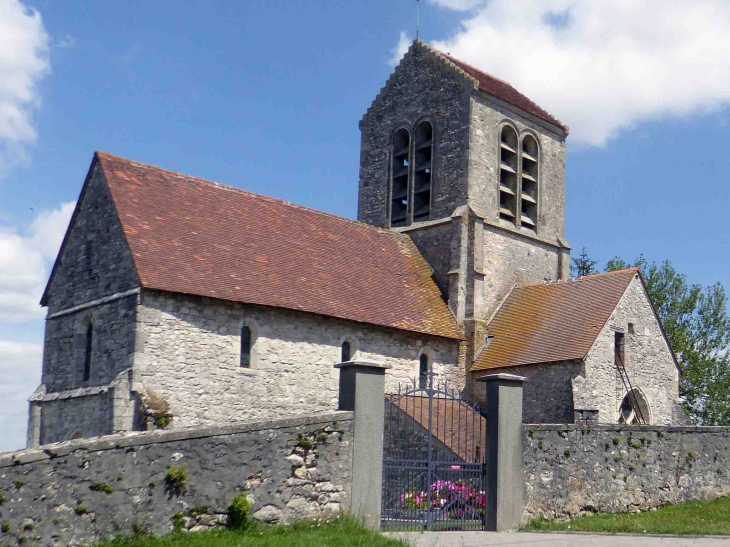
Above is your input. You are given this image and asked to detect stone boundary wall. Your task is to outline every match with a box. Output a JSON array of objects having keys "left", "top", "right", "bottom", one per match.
[
  {"left": 0, "top": 412, "right": 354, "bottom": 546},
  {"left": 523, "top": 424, "right": 730, "bottom": 522}
]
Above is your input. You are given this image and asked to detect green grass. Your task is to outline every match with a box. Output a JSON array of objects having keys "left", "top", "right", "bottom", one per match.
[
  {"left": 523, "top": 496, "right": 730, "bottom": 535},
  {"left": 99, "top": 515, "right": 408, "bottom": 547}
]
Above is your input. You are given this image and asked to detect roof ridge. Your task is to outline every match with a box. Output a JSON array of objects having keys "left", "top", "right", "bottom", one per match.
[
  {"left": 429, "top": 45, "right": 567, "bottom": 133},
  {"left": 95, "top": 151, "right": 403, "bottom": 240},
  {"left": 515, "top": 268, "right": 639, "bottom": 289}
]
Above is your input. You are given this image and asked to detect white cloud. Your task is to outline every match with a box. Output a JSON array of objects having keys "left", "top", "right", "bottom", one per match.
[
  {"left": 389, "top": 31, "right": 413, "bottom": 67},
  {"left": 0, "top": 0, "right": 50, "bottom": 174},
  {"left": 428, "top": 0, "right": 486, "bottom": 11},
  {"left": 57, "top": 34, "right": 75, "bottom": 49},
  {"left": 0, "top": 340, "right": 43, "bottom": 452},
  {"left": 0, "top": 201, "right": 75, "bottom": 323},
  {"left": 424, "top": 0, "right": 730, "bottom": 146}
]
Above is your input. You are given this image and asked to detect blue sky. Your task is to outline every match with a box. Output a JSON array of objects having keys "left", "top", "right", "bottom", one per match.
[{"left": 1, "top": 0, "right": 729, "bottom": 451}]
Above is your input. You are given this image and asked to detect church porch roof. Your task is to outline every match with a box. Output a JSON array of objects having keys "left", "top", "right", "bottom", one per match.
[{"left": 473, "top": 269, "right": 640, "bottom": 371}]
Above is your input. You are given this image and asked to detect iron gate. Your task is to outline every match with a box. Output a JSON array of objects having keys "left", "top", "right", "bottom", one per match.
[{"left": 381, "top": 372, "right": 487, "bottom": 531}]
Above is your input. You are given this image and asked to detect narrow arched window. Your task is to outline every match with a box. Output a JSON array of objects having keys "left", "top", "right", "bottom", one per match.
[
  {"left": 418, "top": 354, "right": 429, "bottom": 389},
  {"left": 341, "top": 341, "right": 351, "bottom": 362},
  {"left": 241, "top": 326, "right": 252, "bottom": 368},
  {"left": 413, "top": 121, "right": 433, "bottom": 221},
  {"left": 520, "top": 135, "right": 539, "bottom": 229},
  {"left": 83, "top": 324, "right": 92, "bottom": 381},
  {"left": 498, "top": 126, "right": 518, "bottom": 223},
  {"left": 390, "top": 128, "right": 411, "bottom": 227}
]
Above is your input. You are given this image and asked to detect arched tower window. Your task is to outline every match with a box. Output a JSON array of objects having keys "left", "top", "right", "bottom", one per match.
[
  {"left": 520, "top": 135, "right": 539, "bottom": 229},
  {"left": 341, "top": 341, "right": 351, "bottom": 362},
  {"left": 83, "top": 323, "right": 93, "bottom": 381},
  {"left": 498, "top": 125, "right": 518, "bottom": 223},
  {"left": 413, "top": 121, "right": 433, "bottom": 221},
  {"left": 418, "top": 354, "right": 429, "bottom": 389},
  {"left": 241, "top": 326, "right": 252, "bottom": 368},
  {"left": 390, "top": 128, "right": 411, "bottom": 227}
]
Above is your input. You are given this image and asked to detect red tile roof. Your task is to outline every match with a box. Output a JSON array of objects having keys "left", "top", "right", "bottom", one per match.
[
  {"left": 94, "top": 152, "right": 462, "bottom": 340},
  {"left": 472, "top": 269, "right": 639, "bottom": 371},
  {"left": 437, "top": 48, "right": 567, "bottom": 133},
  {"left": 388, "top": 394, "right": 487, "bottom": 463}
]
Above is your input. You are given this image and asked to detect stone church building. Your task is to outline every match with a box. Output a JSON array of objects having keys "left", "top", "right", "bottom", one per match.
[{"left": 27, "top": 41, "right": 685, "bottom": 447}]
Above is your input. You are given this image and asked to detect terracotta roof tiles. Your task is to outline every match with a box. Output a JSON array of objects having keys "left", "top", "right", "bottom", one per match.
[
  {"left": 473, "top": 269, "right": 639, "bottom": 371},
  {"left": 437, "top": 48, "right": 567, "bottom": 133},
  {"left": 95, "top": 152, "right": 462, "bottom": 340}
]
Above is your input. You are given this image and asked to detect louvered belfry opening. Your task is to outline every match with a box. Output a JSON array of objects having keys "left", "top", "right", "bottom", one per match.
[
  {"left": 391, "top": 128, "right": 411, "bottom": 227},
  {"left": 520, "top": 135, "right": 539, "bottom": 229},
  {"left": 413, "top": 121, "right": 433, "bottom": 221},
  {"left": 499, "top": 126, "right": 518, "bottom": 223}
]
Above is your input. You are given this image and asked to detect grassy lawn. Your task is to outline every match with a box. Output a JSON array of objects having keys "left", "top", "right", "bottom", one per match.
[
  {"left": 523, "top": 496, "right": 730, "bottom": 535},
  {"left": 100, "top": 515, "right": 408, "bottom": 547}
]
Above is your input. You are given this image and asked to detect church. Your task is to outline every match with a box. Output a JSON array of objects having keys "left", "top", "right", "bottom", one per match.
[{"left": 27, "top": 40, "right": 686, "bottom": 447}]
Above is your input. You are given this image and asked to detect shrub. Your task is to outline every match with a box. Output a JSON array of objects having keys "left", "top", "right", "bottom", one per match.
[
  {"left": 53, "top": 518, "right": 60, "bottom": 525},
  {"left": 1, "top": 522, "right": 9, "bottom": 533},
  {"left": 297, "top": 434, "right": 313, "bottom": 451},
  {"left": 14, "top": 480, "right": 24, "bottom": 489},
  {"left": 0, "top": 491, "right": 4, "bottom": 506},
  {"left": 153, "top": 414, "right": 172, "bottom": 429},
  {"left": 538, "top": 440, "right": 544, "bottom": 450},
  {"left": 75, "top": 506, "right": 88, "bottom": 516},
  {"left": 227, "top": 492, "right": 252, "bottom": 530},
  {"left": 165, "top": 463, "right": 188, "bottom": 489},
  {"left": 564, "top": 449, "right": 571, "bottom": 457},
  {"left": 612, "top": 437, "right": 620, "bottom": 445},
  {"left": 90, "top": 482, "right": 114, "bottom": 494},
  {"left": 23, "top": 523, "right": 33, "bottom": 531},
  {"left": 614, "top": 456, "right": 622, "bottom": 462},
  {"left": 145, "top": 389, "right": 170, "bottom": 414},
  {"left": 18, "top": 535, "right": 26, "bottom": 545}
]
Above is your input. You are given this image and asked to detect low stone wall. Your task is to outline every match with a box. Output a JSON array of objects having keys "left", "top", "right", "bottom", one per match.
[
  {"left": 523, "top": 424, "right": 730, "bottom": 522},
  {"left": 0, "top": 412, "right": 353, "bottom": 546}
]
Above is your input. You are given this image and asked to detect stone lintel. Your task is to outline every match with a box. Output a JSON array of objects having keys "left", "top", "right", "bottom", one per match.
[{"left": 476, "top": 373, "right": 527, "bottom": 383}]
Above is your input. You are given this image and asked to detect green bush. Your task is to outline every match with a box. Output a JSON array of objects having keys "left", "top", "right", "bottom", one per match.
[
  {"left": 0, "top": 491, "right": 4, "bottom": 505},
  {"left": 564, "top": 449, "right": 571, "bottom": 457},
  {"left": 227, "top": 492, "right": 251, "bottom": 530},
  {"left": 14, "top": 480, "right": 24, "bottom": 489},
  {"left": 1, "top": 522, "right": 9, "bottom": 533},
  {"left": 90, "top": 482, "right": 114, "bottom": 494},
  {"left": 165, "top": 463, "right": 188, "bottom": 489},
  {"left": 75, "top": 506, "right": 88, "bottom": 516}
]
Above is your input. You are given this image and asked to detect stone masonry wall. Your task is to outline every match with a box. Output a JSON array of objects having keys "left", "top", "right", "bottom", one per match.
[
  {"left": 0, "top": 412, "right": 353, "bottom": 546},
  {"left": 44, "top": 159, "right": 139, "bottom": 315},
  {"left": 135, "top": 290, "right": 462, "bottom": 429},
  {"left": 471, "top": 361, "right": 584, "bottom": 424},
  {"left": 468, "top": 93, "right": 566, "bottom": 241},
  {"left": 37, "top": 391, "right": 113, "bottom": 447},
  {"left": 42, "top": 295, "right": 138, "bottom": 393},
  {"left": 523, "top": 424, "right": 730, "bottom": 522},
  {"left": 358, "top": 42, "right": 472, "bottom": 227},
  {"left": 581, "top": 275, "right": 682, "bottom": 425},
  {"left": 482, "top": 225, "right": 562, "bottom": 319}
]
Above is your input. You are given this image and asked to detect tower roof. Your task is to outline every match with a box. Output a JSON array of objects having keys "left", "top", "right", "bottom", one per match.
[
  {"left": 438, "top": 49, "right": 567, "bottom": 133},
  {"left": 60, "top": 152, "right": 463, "bottom": 340}
]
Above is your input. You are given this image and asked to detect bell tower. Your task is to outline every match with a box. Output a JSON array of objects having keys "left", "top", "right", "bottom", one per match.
[{"left": 357, "top": 40, "right": 571, "bottom": 370}]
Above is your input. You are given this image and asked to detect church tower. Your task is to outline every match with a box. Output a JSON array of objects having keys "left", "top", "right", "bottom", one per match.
[{"left": 358, "top": 41, "right": 571, "bottom": 378}]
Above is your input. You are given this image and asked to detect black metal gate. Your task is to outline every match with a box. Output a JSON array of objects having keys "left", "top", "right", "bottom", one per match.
[{"left": 381, "top": 372, "right": 487, "bottom": 531}]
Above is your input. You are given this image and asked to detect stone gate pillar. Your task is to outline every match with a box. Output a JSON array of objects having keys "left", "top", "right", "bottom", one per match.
[
  {"left": 477, "top": 373, "right": 527, "bottom": 532},
  {"left": 334, "top": 361, "right": 391, "bottom": 531}
]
